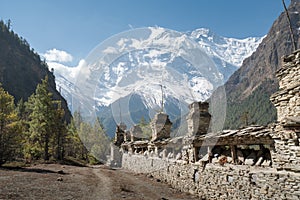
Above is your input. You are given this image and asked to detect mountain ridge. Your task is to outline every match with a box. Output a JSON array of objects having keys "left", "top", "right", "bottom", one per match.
[
  {"left": 50, "top": 27, "right": 262, "bottom": 136},
  {"left": 53, "top": 27, "right": 262, "bottom": 108},
  {"left": 188, "top": 28, "right": 264, "bottom": 67},
  {"left": 0, "top": 20, "right": 71, "bottom": 122},
  {"left": 222, "top": 0, "right": 300, "bottom": 128}
]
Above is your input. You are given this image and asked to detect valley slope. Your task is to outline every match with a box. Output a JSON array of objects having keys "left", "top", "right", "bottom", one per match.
[
  {"left": 223, "top": 0, "right": 300, "bottom": 129},
  {"left": 0, "top": 20, "right": 71, "bottom": 121}
]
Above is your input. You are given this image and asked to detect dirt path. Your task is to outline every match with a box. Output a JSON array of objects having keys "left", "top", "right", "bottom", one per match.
[
  {"left": 91, "top": 166, "right": 113, "bottom": 199},
  {"left": 0, "top": 164, "right": 197, "bottom": 200}
]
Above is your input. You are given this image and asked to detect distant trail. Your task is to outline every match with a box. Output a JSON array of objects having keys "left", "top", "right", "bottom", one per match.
[{"left": 91, "top": 166, "right": 113, "bottom": 200}]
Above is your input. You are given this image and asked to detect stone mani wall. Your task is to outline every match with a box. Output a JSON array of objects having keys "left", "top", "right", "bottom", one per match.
[
  {"left": 122, "top": 154, "right": 300, "bottom": 199},
  {"left": 271, "top": 124, "right": 300, "bottom": 172},
  {"left": 122, "top": 153, "right": 168, "bottom": 174},
  {"left": 121, "top": 123, "right": 300, "bottom": 199}
]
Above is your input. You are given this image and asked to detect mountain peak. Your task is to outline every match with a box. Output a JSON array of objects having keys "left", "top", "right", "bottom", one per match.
[
  {"left": 51, "top": 26, "right": 263, "bottom": 134},
  {"left": 54, "top": 26, "right": 263, "bottom": 108},
  {"left": 188, "top": 28, "right": 263, "bottom": 67}
]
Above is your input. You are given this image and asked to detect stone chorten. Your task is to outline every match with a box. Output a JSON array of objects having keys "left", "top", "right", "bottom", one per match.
[
  {"left": 150, "top": 112, "right": 172, "bottom": 141},
  {"left": 187, "top": 102, "right": 211, "bottom": 136},
  {"left": 113, "top": 122, "right": 127, "bottom": 147},
  {"left": 270, "top": 50, "right": 300, "bottom": 125}
]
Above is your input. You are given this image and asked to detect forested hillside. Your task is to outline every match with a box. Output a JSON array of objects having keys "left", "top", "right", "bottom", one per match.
[
  {"left": 0, "top": 20, "right": 110, "bottom": 165},
  {"left": 0, "top": 75, "right": 110, "bottom": 165},
  {"left": 0, "top": 20, "right": 71, "bottom": 121},
  {"left": 222, "top": 0, "right": 300, "bottom": 129}
]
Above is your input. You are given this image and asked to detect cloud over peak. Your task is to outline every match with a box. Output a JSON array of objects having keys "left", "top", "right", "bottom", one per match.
[{"left": 42, "top": 48, "right": 73, "bottom": 63}]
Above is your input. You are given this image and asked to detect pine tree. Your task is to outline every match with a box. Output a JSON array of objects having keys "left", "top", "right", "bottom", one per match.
[
  {"left": 15, "top": 98, "right": 28, "bottom": 159},
  {"left": 89, "top": 117, "right": 110, "bottom": 163},
  {"left": 51, "top": 101, "right": 67, "bottom": 160},
  {"left": 0, "top": 84, "right": 21, "bottom": 165},
  {"left": 16, "top": 98, "right": 26, "bottom": 120},
  {"left": 65, "top": 117, "right": 88, "bottom": 161},
  {"left": 25, "top": 76, "right": 60, "bottom": 161},
  {"left": 72, "top": 114, "right": 111, "bottom": 164}
]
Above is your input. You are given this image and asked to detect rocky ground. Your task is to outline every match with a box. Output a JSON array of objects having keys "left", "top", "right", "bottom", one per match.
[{"left": 0, "top": 164, "right": 198, "bottom": 200}]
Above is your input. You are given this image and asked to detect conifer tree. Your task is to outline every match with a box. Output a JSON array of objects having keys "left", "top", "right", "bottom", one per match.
[
  {"left": 16, "top": 98, "right": 26, "bottom": 120},
  {"left": 0, "top": 84, "right": 21, "bottom": 165},
  {"left": 25, "top": 76, "right": 57, "bottom": 161},
  {"left": 51, "top": 101, "right": 67, "bottom": 160},
  {"left": 89, "top": 117, "right": 110, "bottom": 162},
  {"left": 65, "top": 116, "right": 88, "bottom": 161}
]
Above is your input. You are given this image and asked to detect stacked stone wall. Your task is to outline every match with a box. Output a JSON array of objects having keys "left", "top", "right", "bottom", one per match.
[
  {"left": 271, "top": 125, "right": 300, "bottom": 172},
  {"left": 122, "top": 153, "right": 300, "bottom": 199},
  {"left": 270, "top": 50, "right": 300, "bottom": 122},
  {"left": 269, "top": 50, "right": 300, "bottom": 172}
]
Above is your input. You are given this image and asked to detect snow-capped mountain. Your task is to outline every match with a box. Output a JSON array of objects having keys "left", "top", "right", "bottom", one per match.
[
  {"left": 189, "top": 28, "right": 264, "bottom": 67},
  {"left": 187, "top": 28, "right": 264, "bottom": 81},
  {"left": 51, "top": 27, "right": 263, "bottom": 136}
]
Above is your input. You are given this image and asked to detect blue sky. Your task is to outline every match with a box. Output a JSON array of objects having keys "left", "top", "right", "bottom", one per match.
[{"left": 0, "top": 0, "right": 291, "bottom": 65}]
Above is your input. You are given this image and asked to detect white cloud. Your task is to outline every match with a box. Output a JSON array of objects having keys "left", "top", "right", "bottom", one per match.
[
  {"left": 42, "top": 48, "right": 73, "bottom": 63},
  {"left": 102, "top": 46, "right": 118, "bottom": 54},
  {"left": 42, "top": 48, "right": 90, "bottom": 86},
  {"left": 47, "top": 59, "right": 86, "bottom": 83}
]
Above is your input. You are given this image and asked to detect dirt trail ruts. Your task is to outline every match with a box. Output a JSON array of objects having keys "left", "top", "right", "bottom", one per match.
[{"left": 0, "top": 164, "right": 198, "bottom": 200}]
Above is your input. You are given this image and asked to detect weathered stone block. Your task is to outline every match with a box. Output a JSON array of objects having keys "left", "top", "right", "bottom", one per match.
[
  {"left": 186, "top": 102, "right": 211, "bottom": 136},
  {"left": 150, "top": 112, "right": 172, "bottom": 141}
]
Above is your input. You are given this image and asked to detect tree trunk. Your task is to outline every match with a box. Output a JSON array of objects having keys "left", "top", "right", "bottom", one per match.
[{"left": 44, "top": 135, "right": 49, "bottom": 161}]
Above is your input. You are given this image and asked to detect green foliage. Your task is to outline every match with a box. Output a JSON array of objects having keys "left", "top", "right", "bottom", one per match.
[
  {"left": 0, "top": 19, "right": 71, "bottom": 122},
  {"left": 64, "top": 112, "right": 89, "bottom": 161},
  {"left": 51, "top": 101, "right": 67, "bottom": 160},
  {"left": 24, "top": 76, "right": 67, "bottom": 161},
  {"left": 78, "top": 117, "right": 110, "bottom": 164},
  {"left": 90, "top": 118, "right": 110, "bottom": 161},
  {"left": 16, "top": 98, "right": 26, "bottom": 120},
  {"left": 224, "top": 79, "right": 277, "bottom": 129},
  {"left": 0, "top": 78, "right": 110, "bottom": 165},
  {"left": 65, "top": 111, "right": 111, "bottom": 164},
  {"left": 0, "top": 84, "right": 22, "bottom": 165},
  {"left": 0, "top": 20, "right": 87, "bottom": 164}
]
